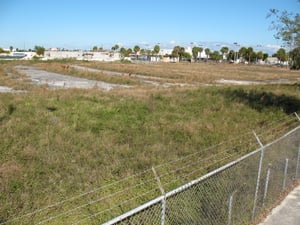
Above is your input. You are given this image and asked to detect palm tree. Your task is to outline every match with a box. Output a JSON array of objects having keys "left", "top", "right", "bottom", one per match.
[
  {"left": 172, "top": 46, "right": 179, "bottom": 60},
  {"left": 153, "top": 45, "right": 160, "bottom": 61},
  {"left": 179, "top": 47, "right": 185, "bottom": 61},
  {"left": 153, "top": 45, "right": 160, "bottom": 55},
  {"left": 220, "top": 46, "right": 229, "bottom": 60},
  {"left": 119, "top": 47, "right": 125, "bottom": 57},
  {"left": 198, "top": 47, "right": 203, "bottom": 60},
  {"left": 228, "top": 50, "right": 235, "bottom": 61},
  {"left": 126, "top": 48, "right": 133, "bottom": 57},
  {"left": 205, "top": 48, "right": 210, "bottom": 61},
  {"left": 192, "top": 47, "right": 200, "bottom": 62},
  {"left": 111, "top": 44, "right": 119, "bottom": 52},
  {"left": 92, "top": 46, "right": 98, "bottom": 52},
  {"left": 256, "top": 51, "right": 264, "bottom": 62},
  {"left": 134, "top": 45, "right": 140, "bottom": 59},
  {"left": 172, "top": 46, "right": 185, "bottom": 62},
  {"left": 246, "top": 47, "right": 254, "bottom": 63},
  {"left": 238, "top": 47, "right": 247, "bottom": 62},
  {"left": 212, "top": 51, "right": 221, "bottom": 62},
  {"left": 140, "top": 48, "right": 146, "bottom": 55}
]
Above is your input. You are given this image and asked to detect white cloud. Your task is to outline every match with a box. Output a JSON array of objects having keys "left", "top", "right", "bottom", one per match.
[
  {"left": 266, "top": 44, "right": 281, "bottom": 49},
  {"left": 139, "top": 41, "right": 149, "bottom": 46}
]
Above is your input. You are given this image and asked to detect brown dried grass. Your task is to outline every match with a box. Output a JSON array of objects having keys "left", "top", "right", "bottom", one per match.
[{"left": 77, "top": 61, "right": 300, "bottom": 84}]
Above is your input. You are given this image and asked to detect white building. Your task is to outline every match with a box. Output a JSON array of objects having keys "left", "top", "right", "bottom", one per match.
[
  {"left": 43, "top": 50, "right": 121, "bottom": 61},
  {"left": 0, "top": 51, "right": 36, "bottom": 60}
]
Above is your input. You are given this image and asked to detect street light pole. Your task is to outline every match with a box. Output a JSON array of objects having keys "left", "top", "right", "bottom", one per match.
[
  {"left": 233, "top": 42, "right": 237, "bottom": 62},
  {"left": 233, "top": 42, "right": 240, "bottom": 63},
  {"left": 256, "top": 45, "right": 262, "bottom": 64}
]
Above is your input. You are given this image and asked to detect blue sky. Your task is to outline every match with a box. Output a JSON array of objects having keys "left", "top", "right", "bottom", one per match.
[{"left": 1, "top": 0, "right": 299, "bottom": 53}]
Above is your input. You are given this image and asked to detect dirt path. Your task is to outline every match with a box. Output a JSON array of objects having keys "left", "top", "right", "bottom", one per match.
[
  {"left": 216, "top": 78, "right": 300, "bottom": 85},
  {"left": 73, "top": 65, "right": 300, "bottom": 87},
  {"left": 70, "top": 65, "right": 194, "bottom": 88},
  {"left": 71, "top": 64, "right": 168, "bottom": 81}
]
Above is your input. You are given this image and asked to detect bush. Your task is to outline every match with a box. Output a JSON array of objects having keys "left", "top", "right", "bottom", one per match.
[
  {"left": 290, "top": 47, "right": 300, "bottom": 70},
  {"left": 32, "top": 55, "right": 40, "bottom": 61}
]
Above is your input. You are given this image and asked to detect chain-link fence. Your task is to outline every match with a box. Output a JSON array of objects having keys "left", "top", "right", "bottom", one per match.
[
  {"left": 103, "top": 115, "right": 300, "bottom": 225},
  {"left": 2, "top": 113, "right": 300, "bottom": 225}
]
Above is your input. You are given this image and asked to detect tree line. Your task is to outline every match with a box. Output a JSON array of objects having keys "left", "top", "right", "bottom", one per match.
[
  {"left": 1, "top": 43, "right": 291, "bottom": 66},
  {"left": 102, "top": 43, "right": 292, "bottom": 65},
  {"left": 0, "top": 46, "right": 46, "bottom": 56}
]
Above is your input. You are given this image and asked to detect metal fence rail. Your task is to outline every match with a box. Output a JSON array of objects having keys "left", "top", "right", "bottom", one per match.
[{"left": 2, "top": 113, "right": 300, "bottom": 225}]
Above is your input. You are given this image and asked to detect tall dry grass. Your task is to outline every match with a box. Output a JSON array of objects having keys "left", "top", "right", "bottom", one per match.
[{"left": 77, "top": 61, "right": 300, "bottom": 84}]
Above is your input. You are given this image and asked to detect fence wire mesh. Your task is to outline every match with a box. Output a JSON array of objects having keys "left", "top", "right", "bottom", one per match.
[{"left": 2, "top": 113, "right": 300, "bottom": 225}]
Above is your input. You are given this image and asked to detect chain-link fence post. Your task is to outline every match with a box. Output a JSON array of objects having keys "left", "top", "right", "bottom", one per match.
[
  {"left": 262, "top": 164, "right": 271, "bottom": 208},
  {"left": 252, "top": 131, "right": 264, "bottom": 221},
  {"left": 295, "top": 112, "right": 300, "bottom": 121},
  {"left": 296, "top": 141, "right": 300, "bottom": 179},
  {"left": 152, "top": 167, "right": 165, "bottom": 225},
  {"left": 227, "top": 191, "right": 235, "bottom": 225},
  {"left": 282, "top": 158, "right": 289, "bottom": 190}
]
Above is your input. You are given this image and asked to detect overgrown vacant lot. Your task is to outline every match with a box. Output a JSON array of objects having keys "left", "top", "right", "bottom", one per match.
[
  {"left": 32, "top": 60, "right": 300, "bottom": 85},
  {"left": 0, "top": 60, "right": 300, "bottom": 223}
]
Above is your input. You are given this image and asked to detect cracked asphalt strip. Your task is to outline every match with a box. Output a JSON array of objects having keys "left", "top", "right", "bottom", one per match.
[{"left": 15, "top": 65, "right": 130, "bottom": 91}]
